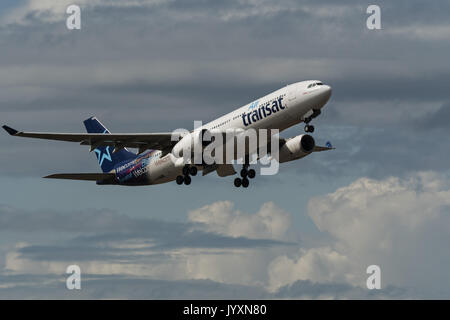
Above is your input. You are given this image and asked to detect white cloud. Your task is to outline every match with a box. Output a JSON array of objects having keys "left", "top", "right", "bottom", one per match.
[
  {"left": 188, "top": 201, "right": 291, "bottom": 240},
  {"left": 1, "top": 202, "right": 293, "bottom": 289},
  {"left": 2, "top": 0, "right": 354, "bottom": 26},
  {"left": 268, "top": 172, "right": 450, "bottom": 295},
  {"left": 386, "top": 25, "right": 450, "bottom": 41},
  {"left": 2, "top": 0, "right": 169, "bottom": 25},
  {"left": 3, "top": 173, "right": 450, "bottom": 298},
  {"left": 268, "top": 247, "right": 352, "bottom": 290}
]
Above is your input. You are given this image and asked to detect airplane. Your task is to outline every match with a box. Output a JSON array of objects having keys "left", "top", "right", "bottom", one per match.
[{"left": 2, "top": 80, "right": 334, "bottom": 188}]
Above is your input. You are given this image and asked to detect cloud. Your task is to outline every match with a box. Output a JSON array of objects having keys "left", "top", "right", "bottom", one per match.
[
  {"left": 1, "top": 0, "right": 450, "bottom": 299},
  {"left": 268, "top": 247, "right": 352, "bottom": 290},
  {"left": 386, "top": 25, "right": 450, "bottom": 41},
  {"left": 2, "top": 0, "right": 356, "bottom": 26},
  {"left": 0, "top": 274, "right": 405, "bottom": 299},
  {"left": 274, "top": 279, "right": 411, "bottom": 299},
  {"left": 0, "top": 202, "right": 293, "bottom": 290},
  {"left": 0, "top": 204, "right": 289, "bottom": 248},
  {"left": 2, "top": 0, "right": 169, "bottom": 25},
  {"left": 286, "top": 121, "right": 450, "bottom": 181},
  {"left": 1, "top": 0, "right": 450, "bottom": 181},
  {"left": 2, "top": 173, "right": 450, "bottom": 299},
  {"left": 188, "top": 201, "right": 292, "bottom": 240},
  {"left": 268, "top": 172, "right": 450, "bottom": 297},
  {"left": 414, "top": 102, "right": 450, "bottom": 131}
]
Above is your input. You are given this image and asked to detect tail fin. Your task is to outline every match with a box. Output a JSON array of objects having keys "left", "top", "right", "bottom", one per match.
[{"left": 83, "top": 117, "right": 136, "bottom": 173}]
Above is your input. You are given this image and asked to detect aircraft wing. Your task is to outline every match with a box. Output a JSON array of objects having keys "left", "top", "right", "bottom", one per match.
[
  {"left": 313, "top": 146, "right": 335, "bottom": 152},
  {"left": 313, "top": 141, "right": 335, "bottom": 152},
  {"left": 44, "top": 173, "right": 115, "bottom": 181},
  {"left": 278, "top": 137, "right": 335, "bottom": 153},
  {"left": 2, "top": 125, "right": 181, "bottom": 153}
]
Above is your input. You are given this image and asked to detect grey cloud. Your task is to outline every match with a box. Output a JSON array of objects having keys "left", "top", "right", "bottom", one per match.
[
  {"left": 348, "top": 128, "right": 450, "bottom": 178},
  {"left": 16, "top": 233, "right": 290, "bottom": 263},
  {"left": 0, "top": 0, "right": 449, "bottom": 183},
  {"left": 16, "top": 245, "right": 175, "bottom": 262},
  {"left": 284, "top": 125, "right": 450, "bottom": 180},
  {"left": 275, "top": 280, "right": 414, "bottom": 299},
  {"left": 0, "top": 203, "right": 295, "bottom": 295},
  {"left": 413, "top": 102, "right": 450, "bottom": 131},
  {"left": 0, "top": 205, "right": 292, "bottom": 252},
  {"left": 0, "top": 274, "right": 268, "bottom": 299},
  {"left": 0, "top": 274, "right": 413, "bottom": 299},
  {"left": 1, "top": 0, "right": 450, "bottom": 300}
]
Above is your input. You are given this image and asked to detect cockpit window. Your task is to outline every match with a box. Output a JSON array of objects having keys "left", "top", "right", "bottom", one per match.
[{"left": 308, "top": 82, "right": 323, "bottom": 88}]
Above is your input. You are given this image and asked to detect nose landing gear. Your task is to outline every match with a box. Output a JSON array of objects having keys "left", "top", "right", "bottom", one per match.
[
  {"left": 304, "top": 124, "right": 315, "bottom": 133},
  {"left": 303, "top": 109, "right": 321, "bottom": 133}
]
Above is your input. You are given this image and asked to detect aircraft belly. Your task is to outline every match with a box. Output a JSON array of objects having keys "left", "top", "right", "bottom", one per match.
[{"left": 116, "top": 164, "right": 151, "bottom": 186}]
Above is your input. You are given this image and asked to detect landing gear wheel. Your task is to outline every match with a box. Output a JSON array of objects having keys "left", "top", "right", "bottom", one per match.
[
  {"left": 240, "top": 168, "right": 248, "bottom": 178},
  {"left": 242, "top": 178, "right": 249, "bottom": 188},
  {"left": 189, "top": 166, "right": 198, "bottom": 176},
  {"left": 234, "top": 178, "right": 242, "bottom": 187},
  {"left": 247, "top": 169, "right": 256, "bottom": 179},
  {"left": 176, "top": 175, "right": 184, "bottom": 185},
  {"left": 182, "top": 165, "right": 190, "bottom": 176},
  {"left": 184, "top": 175, "right": 191, "bottom": 185},
  {"left": 304, "top": 125, "right": 315, "bottom": 133}
]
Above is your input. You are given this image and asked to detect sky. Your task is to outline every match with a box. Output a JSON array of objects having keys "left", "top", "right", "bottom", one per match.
[{"left": 0, "top": 0, "right": 449, "bottom": 299}]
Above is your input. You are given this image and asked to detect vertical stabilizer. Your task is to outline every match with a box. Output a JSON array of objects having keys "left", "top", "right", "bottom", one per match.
[{"left": 83, "top": 117, "right": 136, "bottom": 173}]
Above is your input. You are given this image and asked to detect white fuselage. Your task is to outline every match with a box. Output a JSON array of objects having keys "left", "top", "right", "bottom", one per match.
[
  {"left": 203, "top": 80, "right": 331, "bottom": 132},
  {"left": 139, "top": 80, "right": 332, "bottom": 185}
]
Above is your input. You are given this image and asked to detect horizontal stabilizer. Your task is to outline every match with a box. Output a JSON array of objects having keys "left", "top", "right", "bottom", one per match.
[{"left": 44, "top": 173, "right": 116, "bottom": 181}]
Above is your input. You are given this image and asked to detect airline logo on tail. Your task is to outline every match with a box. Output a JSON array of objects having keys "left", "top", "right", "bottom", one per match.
[
  {"left": 95, "top": 146, "right": 112, "bottom": 167},
  {"left": 94, "top": 129, "right": 113, "bottom": 167}
]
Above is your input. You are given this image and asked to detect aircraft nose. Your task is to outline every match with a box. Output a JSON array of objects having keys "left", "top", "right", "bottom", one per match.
[{"left": 322, "top": 85, "right": 332, "bottom": 101}]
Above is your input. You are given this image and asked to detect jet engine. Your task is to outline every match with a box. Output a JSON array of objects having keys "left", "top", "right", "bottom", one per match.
[{"left": 277, "top": 134, "right": 315, "bottom": 163}]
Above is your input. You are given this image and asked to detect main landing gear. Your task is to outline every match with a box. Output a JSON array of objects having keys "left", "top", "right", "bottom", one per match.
[
  {"left": 234, "top": 164, "right": 256, "bottom": 188},
  {"left": 304, "top": 109, "right": 321, "bottom": 133},
  {"left": 176, "top": 165, "right": 198, "bottom": 186}
]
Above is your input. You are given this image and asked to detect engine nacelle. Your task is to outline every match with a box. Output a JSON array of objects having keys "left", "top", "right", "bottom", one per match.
[
  {"left": 277, "top": 134, "right": 315, "bottom": 163},
  {"left": 171, "top": 129, "right": 211, "bottom": 163}
]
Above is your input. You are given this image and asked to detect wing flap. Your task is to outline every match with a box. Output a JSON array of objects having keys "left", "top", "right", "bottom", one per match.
[
  {"left": 216, "top": 164, "right": 236, "bottom": 177},
  {"left": 44, "top": 173, "right": 116, "bottom": 181}
]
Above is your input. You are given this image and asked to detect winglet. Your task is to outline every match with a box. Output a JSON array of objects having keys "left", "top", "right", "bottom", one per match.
[{"left": 2, "top": 125, "right": 19, "bottom": 136}]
